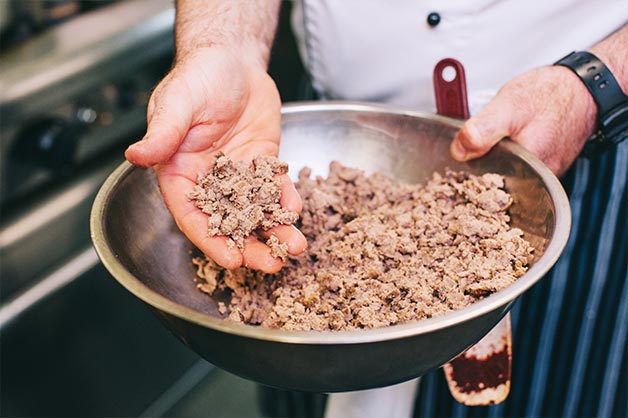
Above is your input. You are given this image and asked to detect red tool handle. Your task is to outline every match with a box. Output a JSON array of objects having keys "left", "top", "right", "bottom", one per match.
[
  {"left": 433, "top": 59, "right": 512, "bottom": 406},
  {"left": 433, "top": 58, "right": 470, "bottom": 119}
]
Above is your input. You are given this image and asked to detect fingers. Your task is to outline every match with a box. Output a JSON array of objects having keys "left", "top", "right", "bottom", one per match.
[
  {"left": 278, "top": 174, "right": 303, "bottom": 214},
  {"left": 157, "top": 166, "right": 306, "bottom": 273},
  {"left": 125, "top": 123, "right": 186, "bottom": 168},
  {"left": 241, "top": 224, "right": 308, "bottom": 273},
  {"left": 156, "top": 171, "right": 243, "bottom": 270},
  {"left": 125, "top": 78, "right": 193, "bottom": 168},
  {"left": 258, "top": 225, "right": 308, "bottom": 256},
  {"left": 241, "top": 236, "right": 284, "bottom": 273},
  {"left": 450, "top": 95, "right": 518, "bottom": 162},
  {"left": 246, "top": 223, "right": 307, "bottom": 274}
]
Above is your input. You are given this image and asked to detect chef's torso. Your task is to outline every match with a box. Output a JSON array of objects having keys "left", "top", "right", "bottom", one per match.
[{"left": 291, "top": 0, "right": 627, "bottom": 114}]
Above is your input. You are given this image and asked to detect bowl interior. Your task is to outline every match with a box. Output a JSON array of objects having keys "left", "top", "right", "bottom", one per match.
[{"left": 96, "top": 103, "right": 566, "bottom": 332}]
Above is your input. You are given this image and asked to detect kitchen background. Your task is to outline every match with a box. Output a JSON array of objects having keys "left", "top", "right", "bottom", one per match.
[{"left": 0, "top": 0, "right": 305, "bottom": 416}]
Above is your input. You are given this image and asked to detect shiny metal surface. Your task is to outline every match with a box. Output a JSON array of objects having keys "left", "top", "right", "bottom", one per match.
[
  {"left": 0, "top": 0, "right": 174, "bottom": 206},
  {"left": 0, "top": 257, "right": 202, "bottom": 417},
  {"left": 0, "top": 0, "right": 174, "bottom": 122},
  {"left": 0, "top": 154, "right": 122, "bottom": 301},
  {"left": 91, "top": 102, "right": 571, "bottom": 392}
]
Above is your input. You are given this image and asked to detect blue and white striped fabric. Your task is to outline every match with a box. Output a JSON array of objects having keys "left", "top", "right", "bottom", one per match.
[{"left": 413, "top": 141, "right": 628, "bottom": 418}]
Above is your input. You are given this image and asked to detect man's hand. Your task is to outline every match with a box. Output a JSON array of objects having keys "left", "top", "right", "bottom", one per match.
[
  {"left": 451, "top": 24, "right": 627, "bottom": 175},
  {"left": 125, "top": 47, "right": 306, "bottom": 273},
  {"left": 450, "top": 65, "right": 598, "bottom": 175}
]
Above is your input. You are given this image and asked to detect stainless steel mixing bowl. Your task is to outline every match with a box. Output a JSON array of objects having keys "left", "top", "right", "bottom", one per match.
[{"left": 90, "top": 102, "right": 571, "bottom": 393}]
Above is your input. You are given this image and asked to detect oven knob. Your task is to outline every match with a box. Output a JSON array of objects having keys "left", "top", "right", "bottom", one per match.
[
  {"left": 11, "top": 118, "right": 78, "bottom": 174},
  {"left": 115, "top": 81, "right": 139, "bottom": 109}
]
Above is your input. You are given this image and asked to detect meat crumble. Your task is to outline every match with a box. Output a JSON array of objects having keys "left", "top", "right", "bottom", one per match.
[
  {"left": 192, "top": 160, "right": 534, "bottom": 331},
  {"left": 187, "top": 152, "right": 299, "bottom": 252}
]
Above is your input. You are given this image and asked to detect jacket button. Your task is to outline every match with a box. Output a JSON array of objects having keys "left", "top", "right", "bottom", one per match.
[{"left": 427, "top": 12, "right": 441, "bottom": 27}]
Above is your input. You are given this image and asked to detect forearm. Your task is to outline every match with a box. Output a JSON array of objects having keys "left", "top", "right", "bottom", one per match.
[
  {"left": 589, "top": 23, "right": 628, "bottom": 93},
  {"left": 174, "top": 0, "right": 281, "bottom": 68}
]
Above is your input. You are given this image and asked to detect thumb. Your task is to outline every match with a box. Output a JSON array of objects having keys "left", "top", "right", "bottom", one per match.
[
  {"left": 125, "top": 80, "right": 193, "bottom": 168},
  {"left": 450, "top": 98, "right": 516, "bottom": 162}
]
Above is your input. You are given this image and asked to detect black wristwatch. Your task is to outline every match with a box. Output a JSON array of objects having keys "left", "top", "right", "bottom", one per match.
[{"left": 555, "top": 51, "right": 628, "bottom": 155}]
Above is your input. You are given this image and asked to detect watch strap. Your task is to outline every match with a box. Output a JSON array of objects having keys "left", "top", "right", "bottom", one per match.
[
  {"left": 555, "top": 51, "right": 625, "bottom": 117},
  {"left": 555, "top": 51, "right": 628, "bottom": 153}
]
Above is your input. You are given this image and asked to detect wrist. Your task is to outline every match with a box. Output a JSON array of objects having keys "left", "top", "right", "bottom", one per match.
[
  {"left": 555, "top": 51, "right": 628, "bottom": 154},
  {"left": 174, "top": 0, "right": 280, "bottom": 70},
  {"left": 175, "top": 43, "right": 269, "bottom": 72},
  {"left": 551, "top": 64, "right": 598, "bottom": 145}
]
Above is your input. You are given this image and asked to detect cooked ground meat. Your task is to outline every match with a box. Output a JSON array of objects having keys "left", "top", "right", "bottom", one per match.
[
  {"left": 187, "top": 153, "right": 299, "bottom": 249},
  {"left": 192, "top": 161, "right": 534, "bottom": 331}
]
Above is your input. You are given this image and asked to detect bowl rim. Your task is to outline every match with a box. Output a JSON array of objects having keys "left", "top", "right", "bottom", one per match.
[{"left": 90, "top": 101, "right": 571, "bottom": 345}]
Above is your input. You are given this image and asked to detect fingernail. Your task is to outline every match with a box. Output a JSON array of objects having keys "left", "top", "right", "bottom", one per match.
[{"left": 451, "top": 140, "right": 468, "bottom": 161}]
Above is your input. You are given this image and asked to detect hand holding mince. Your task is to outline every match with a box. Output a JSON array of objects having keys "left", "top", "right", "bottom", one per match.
[
  {"left": 124, "top": 47, "right": 306, "bottom": 273},
  {"left": 136, "top": 149, "right": 307, "bottom": 273},
  {"left": 187, "top": 152, "right": 306, "bottom": 269},
  {"left": 126, "top": 144, "right": 306, "bottom": 273}
]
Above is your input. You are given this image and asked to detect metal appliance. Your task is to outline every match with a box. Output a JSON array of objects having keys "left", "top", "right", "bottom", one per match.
[{"left": 0, "top": 1, "right": 231, "bottom": 416}]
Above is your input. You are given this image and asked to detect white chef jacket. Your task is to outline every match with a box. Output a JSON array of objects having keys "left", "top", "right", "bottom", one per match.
[{"left": 292, "top": 0, "right": 627, "bottom": 114}]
